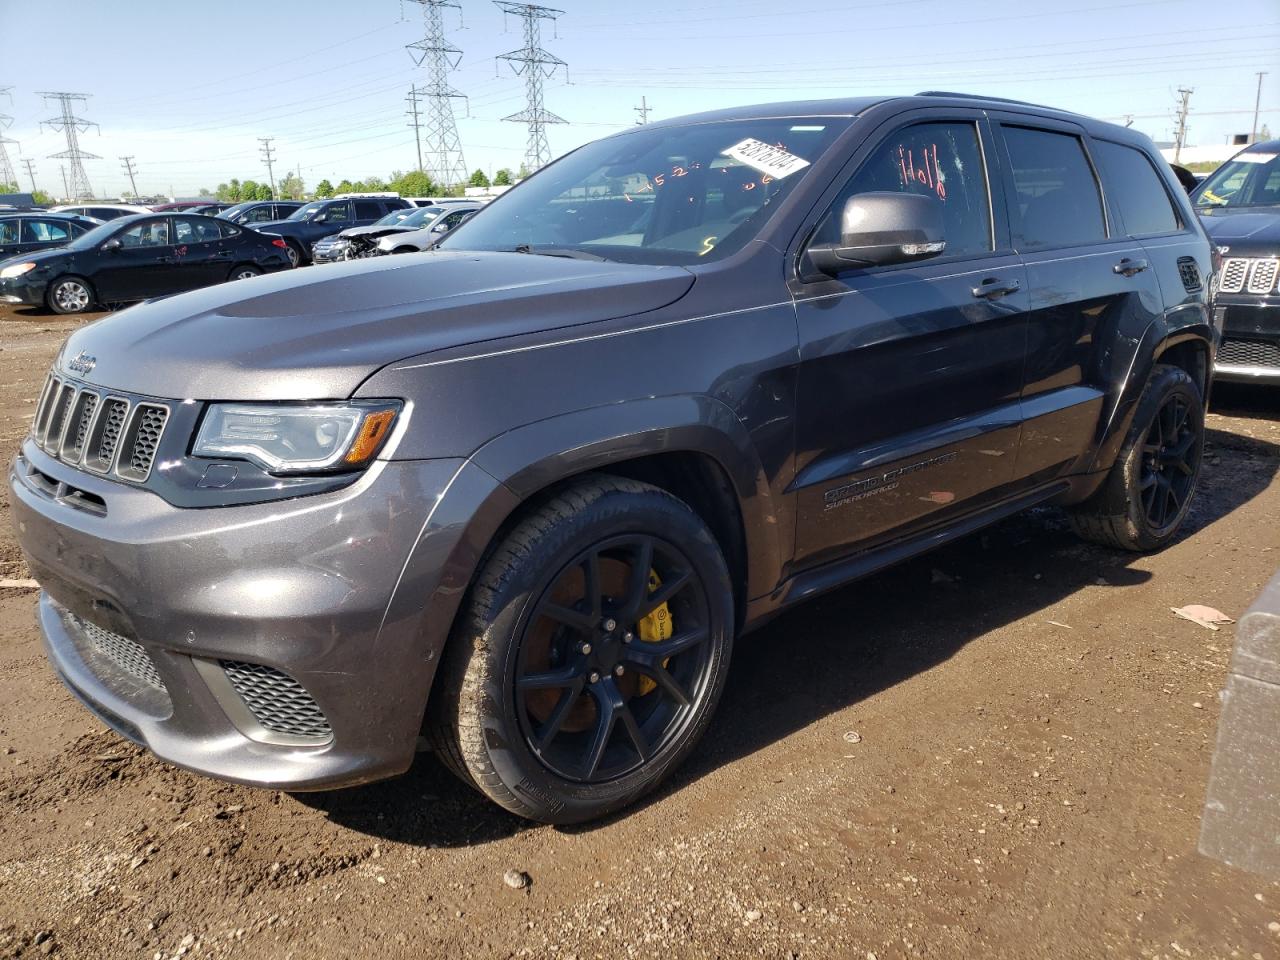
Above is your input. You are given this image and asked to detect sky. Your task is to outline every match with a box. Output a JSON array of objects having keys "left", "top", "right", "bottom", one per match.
[{"left": 1, "top": 0, "right": 1277, "bottom": 199}]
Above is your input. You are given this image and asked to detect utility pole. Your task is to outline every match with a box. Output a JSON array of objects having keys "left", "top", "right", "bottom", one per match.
[
  {"left": 120, "top": 156, "right": 140, "bottom": 198},
  {"left": 21, "top": 158, "right": 37, "bottom": 194},
  {"left": 38, "top": 91, "right": 100, "bottom": 201},
  {"left": 494, "top": 2, "right": 567, "bottom": 174},
  {"left": 1173, "top": 87, "right": 1193, "bottom": 163},
  {"left": 1122, "top": 114, "right": 1134, "bottom": 128},
  {"left": 59, "top": 164, "right": 69, "bottom": 201},
  {"left": 634, "top": 96, "right": 652, "bottom": 125},
  {"left": 405, "top": 85, "right": 425, "bottom": 174},
  {"left": 1251, "top": 72, "right": 1268, "bottom": 144},
  {"left": 258, "top": 137, "right": 277, "bottom": 198},
  {"left": 0, "top": 86, "right": 18, "bottom": 191},
  {"left": 406, "top": 1, "right": 468, "bottom": 188}
]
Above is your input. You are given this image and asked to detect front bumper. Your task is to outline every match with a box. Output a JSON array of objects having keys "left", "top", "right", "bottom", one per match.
[
  {"left": 311, "top": 242, "right": 349, "bottom": 264},
  {"left": 1214, "top": 298, "right": 1280, "bottom": 384},
  {"left": 0, "top": 273, "right": 49, "bottom": 307},
  {"left": 9, "top": 439, "right": 506, "bottom": 790}
]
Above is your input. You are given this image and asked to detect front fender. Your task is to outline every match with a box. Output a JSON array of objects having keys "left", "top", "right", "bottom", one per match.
[{"left": 469, "top": 394, "right": 783, "bottom": 602}]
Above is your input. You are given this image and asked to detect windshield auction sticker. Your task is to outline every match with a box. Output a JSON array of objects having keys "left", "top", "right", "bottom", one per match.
[
  {"left": 722, "top": 139, "right": 811, "bottom": 179},
  {"left": 1234, "top": 152, "right": 1277, "bottom": 163}
]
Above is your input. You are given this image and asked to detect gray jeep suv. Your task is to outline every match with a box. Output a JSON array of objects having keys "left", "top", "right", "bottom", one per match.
[{"left": 9, "top": 93, "right": 1215, "bottom": 823}]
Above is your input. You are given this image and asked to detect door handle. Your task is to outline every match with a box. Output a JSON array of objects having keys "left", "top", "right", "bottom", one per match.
[
  {"left": 1113, "top": 257, "right": 1149, "bottom": 277},
  {"left": 971, "top": 278, "right": 1021, "bottom": 300}
]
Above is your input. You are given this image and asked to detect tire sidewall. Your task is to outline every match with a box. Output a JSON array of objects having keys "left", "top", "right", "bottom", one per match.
[
  {"left": 47, "top": 276, "right": 93, "bottom": 314},
  {"left": 467, "top": 488, "right": 734, "bottom": 823},
  {"left": 1116, "top": 367, "right": 1204, "bottom": 549}
]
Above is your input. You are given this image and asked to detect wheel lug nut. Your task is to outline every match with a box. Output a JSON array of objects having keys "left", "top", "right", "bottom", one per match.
[
  {"left": 580, "top": 642, "right": 592, "bottom": 655},
  {"left": 602, "top": 618, "right": 617, "bottom": 632},
  {"left": 614, "top": 665, "right": 625, "bottom": 677},
  {"left": 588, "top": 671, "right": 601, "bottom": 684},
  {"left": 623, "top": 631, "right": 633, "bottom": 644}
]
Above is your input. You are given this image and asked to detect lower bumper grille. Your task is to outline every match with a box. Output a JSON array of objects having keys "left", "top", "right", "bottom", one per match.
[
  {"left": 75, "top": 616, "right": 167, "bottom": 692},
  {"left": 1219, "top": 338, "right": 1280, "bottom": 369},
  {"left": 220, "top": 661, "right": 332, "bottom": 740}
]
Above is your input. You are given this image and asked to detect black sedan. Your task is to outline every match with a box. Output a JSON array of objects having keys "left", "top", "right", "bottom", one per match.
[
  {"left": 0, "top": 212, "right": 292, "bottom": 314},
  {"left": 0, "top": 212, "right": 102, "bottom": 259}
]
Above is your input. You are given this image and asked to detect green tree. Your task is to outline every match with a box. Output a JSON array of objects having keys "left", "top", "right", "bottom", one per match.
[
  {"left": 278, "top": 171, "right": 304, "bottom": 200},
  {"left": 468, "top": 168, "right": 490, "bottom": 188},
  {"left": 314, "top": 179, "right": 334, "bottom": 198},
  {"left": 32, "top": 189, "right": 53, "bottom": 207},
  {"left": 242, "top": 179, "right": 259, "bottom": 201},
  {"left": 388, "top": 169, "right": 435, "bottom": 198},
  {"left": 517, "top": 163, "right": 530, "bottom": 180},
  {"left": 198, "top": 187, "right": 212, "bottom": 197},
  {"left": 0, "top": 180, "right": 18, "bottom": 193},
  {"left": 255, "top": 183, "right": 273, "bottom": 200},
  {"left": 493, "top": 168, "right": 513, "bottom": 186},
  {"left": 334, "top": 179, "right": 355, "bottom": 196}
]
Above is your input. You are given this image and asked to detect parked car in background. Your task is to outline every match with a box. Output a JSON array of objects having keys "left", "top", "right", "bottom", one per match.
[
  {"left": 0, "top": 212, "right": 291, "bottom": 313},
  {"left": 0, "top": 213, "right": 102, "bottom": 259},
  {"left": 216, "top": 200, "right": 304, "bottom": 226},
  {"left": 49, "top": 203, "right": 152, "bottom": 221},
  {"left": 185, "top": 203, "right": 234, "bottom": 216},
  {"left": 373, "top": 202, "right": 483, "bottom": 254},
  {"left": 7, "top": 93, "right": 1214, "bottom": 824},
  {"left": 1192, "top": 138, "right": 1280, "bottom": 384},
  {"left": 253, "top": 193, "right": 412, "bottom": 266},
  {"left": 150, "top": 201, "right": 219, "bottom": 212},
  {"left": 311, "top": 204, "right": 472, "bottom": 263}
]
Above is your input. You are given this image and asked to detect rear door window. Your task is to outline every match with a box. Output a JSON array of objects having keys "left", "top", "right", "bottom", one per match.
[
  {"left": 22, "top": 219, "right": 71, "bottom": 243},
  {"left": 1001, "top": 126, "right": 1107, "bottom": 250},
  {"left": 174, "top": 216, "right": 221, "bottom": 245},
  {"left": 1094, "top": 140, "right": 1180, "bottom": 237},
  {"left": 355, "top": 200, "right": 383, "bottom": 219}
]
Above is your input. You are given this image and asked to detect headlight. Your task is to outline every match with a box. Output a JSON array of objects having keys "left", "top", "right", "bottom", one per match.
[
  {"left": 193, "top": 401, "right": 400, "bottom": 474},
  {"left": 0, "top": 262, "right": 37, "bottom": 279}
]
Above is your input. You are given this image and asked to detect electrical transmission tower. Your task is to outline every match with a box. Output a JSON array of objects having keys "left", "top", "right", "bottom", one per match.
[
  {"left": 38, "top": 91, "right": 99, "bottom": 201},
  {"left": 120, "top": 156, "right": 140, "bottom": 198},
  {"left": 494, "top": 2, "right": 567, "bottom": 174},
  {"left": 1173, "top": 87, "right": 1193, "bottom": 163},
  {"left": 0, "top": 86, "right": 18, "bottom": 190},
  {"left": 259, "top": 137, "right": 277, "bottom": 197},
  {"left": 21, "top": 159, "right": 38, "bottom": 194},
  {"left": 406, "top": 1, "right": 468, "bottom": 188}
]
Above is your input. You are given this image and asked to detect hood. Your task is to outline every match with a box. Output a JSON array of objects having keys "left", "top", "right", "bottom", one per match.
[
  {"left": 249, "top": 218, "right": 298, "bottom": 233},
  {"left": 55, "top": 251, "right": 695, "bottom": 401},
  {"left": 334, "top": 224, "right": 414, "bottom": 241},
  {"left": 4, "top": 247, "right": 71, "bottom": 268},
  {"left": 1199, "top": 207, "right": 1280, "bottom": 250}
]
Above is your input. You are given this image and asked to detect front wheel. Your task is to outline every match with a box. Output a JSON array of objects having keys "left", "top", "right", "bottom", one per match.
[
  {"left": 428, "top": 476, "right": 734, "bottom": 824},
  {"left": 1069, "top": 363, "right": 1204, "bottom": 551},
  {"left": 46, "top": 276, "right": 95, "bottom": 314}
]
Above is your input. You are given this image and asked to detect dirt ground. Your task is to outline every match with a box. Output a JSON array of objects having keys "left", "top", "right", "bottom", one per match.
[{"left": 1, "top": 302, "right": 1278, "bottom": 960}]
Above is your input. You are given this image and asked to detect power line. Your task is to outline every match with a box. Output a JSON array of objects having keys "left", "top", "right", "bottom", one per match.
[
  {"left": 120, "top": 156, "right": 139, "bottom": 197},
  {"left": 406, "top": 0, "right": 468, "bottom": 188},
  {"left": 494, "top": 2, "right": 567, "bottom": 174},
  {"left": 259, "top": 137, "right": 277, "bottom": 198},
  {"left": 1174, "top": 87, "right": 1193, "bottom": 162},
  {"left": 38, "top": 91, "right": 99, "bottom": 201}
]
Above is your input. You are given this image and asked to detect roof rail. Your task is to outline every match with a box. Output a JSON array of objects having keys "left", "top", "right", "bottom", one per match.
[
  {"left": 915, "top": 90, "right": 1059, "bottom": 111},
  {"left": 333, "top": 192, "right": 402, "bottom": 199}
]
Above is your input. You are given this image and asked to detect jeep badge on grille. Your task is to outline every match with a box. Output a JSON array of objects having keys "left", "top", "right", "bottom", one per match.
[{"left": 67, "top": 351, "right": 96, "bottom": 375}]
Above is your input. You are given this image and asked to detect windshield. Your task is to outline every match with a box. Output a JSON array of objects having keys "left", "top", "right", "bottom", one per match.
[
  {"left": 1194, "top": 149, "right": 1280, "bottom": 208},
  {"left": 66, "top": 220, "right": 128, "bottom": 251},
  {"left": 288, "top": 201, "right": 327, "bottom": 221},
  {"left": 438, "top": 117, "right": 851, "bottom": 264}
]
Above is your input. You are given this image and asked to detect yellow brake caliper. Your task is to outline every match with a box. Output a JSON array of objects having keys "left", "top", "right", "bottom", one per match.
[{"left": 635, "top": 570, "right": 672, "bottom": 696}]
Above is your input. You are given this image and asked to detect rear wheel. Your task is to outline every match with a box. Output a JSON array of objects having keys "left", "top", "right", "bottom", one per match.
[
  {"left": 1069, "top": 363, "right": 1204, "bottom": 551},
  {"left": 46, "top": 276, "right": 94, "bottom": 314},
  {"left": 428, "top": 476, "right": 734, "bottom": 823},
  {"left": 283, "top": 239, "right": 305, "bottom": 268},
  {"left": 228, "top": 264, "right": 262, "bottom": 281}
]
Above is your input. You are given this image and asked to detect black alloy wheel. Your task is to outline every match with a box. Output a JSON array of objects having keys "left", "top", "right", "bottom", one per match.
[
  {"left": 1138, "top": 391, "right": 1200, "bottom": 534},
  {"left": 515, "top": 534, "right": 715, "bottom": 783}
]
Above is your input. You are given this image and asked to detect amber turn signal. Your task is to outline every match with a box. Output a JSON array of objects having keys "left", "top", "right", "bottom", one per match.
[{"left": 344, "top": 409, "right": 398, "bottom": 465}]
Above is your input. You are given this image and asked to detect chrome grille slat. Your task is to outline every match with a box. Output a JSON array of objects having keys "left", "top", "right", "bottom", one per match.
[
  {"left": 60, "top": 390, "right": 100, "bottom": 463},
  {"left": 1247, "top": 258, "right": 1278, "bottom": 295},
  {"left": 74, "top": 616, "right": 166, "bottom": 692},
  {"left": 43, "top": 383, "right": 76, "bottom": 449},
  {"left": 220, "top": 661, "right": 332, "bottom": 740},
  {"left": 1219, "top": 257, "right": 1249, "bottom": 294},
  {"left": 32, "top": 375, "right": 59, "bottom": 445}
]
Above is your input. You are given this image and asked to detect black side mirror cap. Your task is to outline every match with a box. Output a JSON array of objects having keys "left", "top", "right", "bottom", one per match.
[
  {"left": 101, "top": 238, "right": 122, "bottom": 252},
  {"left": 808, "top": 191, "right": 947, "bottom": 275}
]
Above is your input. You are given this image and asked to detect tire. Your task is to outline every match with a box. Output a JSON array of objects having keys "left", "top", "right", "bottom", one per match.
[
  {"left": 283, "top": 240, "right": 305, "bottom": 268},
  {"left": 428, "top": 475, "right": 734, "bottom": 824},
  {"left": 1069, "top": 363, "right": 1204, "bottom": 551},
  {"left": 46, "top": 276, "right": 95, "bottom": 315},
  {"left": 228, "top": 264, "right": 262, "bottom": 282}
]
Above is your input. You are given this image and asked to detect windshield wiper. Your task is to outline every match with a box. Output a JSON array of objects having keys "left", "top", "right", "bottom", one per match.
[{"left": 511, "top": 244, "right": 609, "bottom": 262}]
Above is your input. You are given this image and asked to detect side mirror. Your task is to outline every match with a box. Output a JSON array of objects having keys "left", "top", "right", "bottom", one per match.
[
  {"left": 101, "top": 238, "right": 122, "bottom": 252},
  {"left": 807, "top": 191, "right": 946, "bottom": 276}
]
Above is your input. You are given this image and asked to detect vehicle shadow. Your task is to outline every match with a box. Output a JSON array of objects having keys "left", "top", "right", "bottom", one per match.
[
  {"left": 303, "top": 424, "right": 1279, "bottom": 846},
  {"left": 1210, "top": 381, "right": 1280, "bottom": 422}
]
